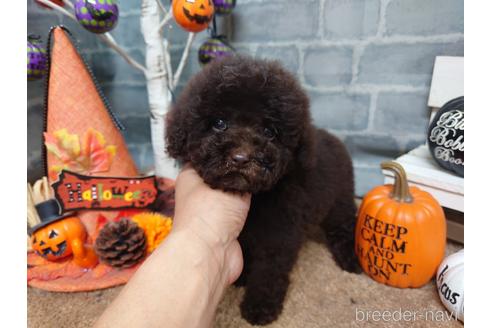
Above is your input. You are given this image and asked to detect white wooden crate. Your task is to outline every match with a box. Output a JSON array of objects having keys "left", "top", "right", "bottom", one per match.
[
  {"left": 383, "top": 145, "right": 463, "bottom": 212},
  {"left": 428, "top": 57, "right": 464, "bottom": 108},
  {"left": 382, "top": 56, "right": 464, "bottom": 242}
]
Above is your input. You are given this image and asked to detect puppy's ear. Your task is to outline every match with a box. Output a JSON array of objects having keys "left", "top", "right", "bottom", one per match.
[
  {"left": 296, "top": 123, "right": 317, "bottom": 170},
  {"left": 165, "top": 106, "right": 189, "bottom": 161}
]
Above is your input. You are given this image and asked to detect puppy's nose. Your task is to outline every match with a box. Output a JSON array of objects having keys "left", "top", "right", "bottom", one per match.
[{"left": 231, "top": 152, "right": 250, "bottom": 164}]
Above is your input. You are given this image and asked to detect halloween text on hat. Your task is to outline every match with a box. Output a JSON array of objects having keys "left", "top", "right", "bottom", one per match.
[{"left": 53, "top": 170, "right": 158, "bottom": 212}]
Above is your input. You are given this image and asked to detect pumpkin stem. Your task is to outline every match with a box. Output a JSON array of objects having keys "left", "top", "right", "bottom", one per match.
[{"left": 381, "top": 161, "right": 414, "bottom": 203}]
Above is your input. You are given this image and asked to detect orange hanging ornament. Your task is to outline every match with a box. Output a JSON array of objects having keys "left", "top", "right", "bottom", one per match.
[{"left": 172, "top": 0, "right": 214, "bottom": 32}]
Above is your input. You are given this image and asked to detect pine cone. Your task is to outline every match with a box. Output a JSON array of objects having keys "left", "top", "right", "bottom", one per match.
[{"left": 95, "top": 218, "right": 147, "bottom": 268}]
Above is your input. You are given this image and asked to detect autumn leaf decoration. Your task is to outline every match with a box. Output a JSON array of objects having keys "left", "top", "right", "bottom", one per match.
[{"left": 44, "top": 128, "right": 117, "bottom": 181}]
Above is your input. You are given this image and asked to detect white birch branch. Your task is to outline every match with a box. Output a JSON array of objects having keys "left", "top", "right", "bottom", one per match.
[
  {"left": 61, "top": 0, "right": 74, "bottom": 10},
  {"left": 162, "top": 39, "right": 174, "bottom": 88},
  {"left": 157, "top": 11, "right": 173, "bottom": 33},
  {"left": 37, "top": 0, "right": 75, "bottom": 19},
  {"left": 36, "top": 0, "right": 147, "bottom": 74},
  {"left": 156, "top": 0, "right": 168, "bottom": 15},
  {"left": 173, "top": 33, "right": 195, "bottom": 88},
  {"left": 98, "top": 34, "right": 147, "bottom": 73},
  {"left": 160, "top": 7, "right": 173, "bottom": 87},
  {"left": 141, "top": 0, "right": 179, "bottom": 178}
]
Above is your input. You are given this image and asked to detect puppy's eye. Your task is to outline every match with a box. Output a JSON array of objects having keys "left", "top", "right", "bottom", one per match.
[
  {"left": 263, "top": 127, "right": 276, "bottom": 140},
  {"left": 213, "top": 119, "right": 227, "bottom": 132}
]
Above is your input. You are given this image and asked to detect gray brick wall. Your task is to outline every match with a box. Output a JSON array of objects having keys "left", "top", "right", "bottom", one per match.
[{"left": 27, "top": 0, "right": 464, "bottom": 196}]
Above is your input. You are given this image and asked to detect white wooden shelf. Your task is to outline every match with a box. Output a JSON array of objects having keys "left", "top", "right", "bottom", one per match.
[
  {"left": 382, "top": 55, "right": 464, "bottom": 243},
  {"left": 383, "top": 144, "right": 464, "bottom": 212}
]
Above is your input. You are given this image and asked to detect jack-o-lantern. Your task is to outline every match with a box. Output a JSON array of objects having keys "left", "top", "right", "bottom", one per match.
[
  {"left": 30, "top": 199, "right": 97, "bottom": 268},
  {"left": 172, "top": 0, "right": 214, "bottom": 33}
]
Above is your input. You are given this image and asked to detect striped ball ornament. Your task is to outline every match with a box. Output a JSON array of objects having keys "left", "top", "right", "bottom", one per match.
[
  {"left": 213, "top": 0, "right": 236, "bottom": 15},
  {"left": 198, "top": 38, "right": 235, "bottom": 66},
  {"left": 75, "top": 0, "right": 119, "bottom": 34},
  {"left": 27, "top": 35, "right": 47, "bottom": 81}
]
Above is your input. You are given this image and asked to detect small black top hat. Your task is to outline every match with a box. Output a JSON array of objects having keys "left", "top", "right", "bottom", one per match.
[{"left": 29, "top": 199, "right": 73, "bottom": 235}]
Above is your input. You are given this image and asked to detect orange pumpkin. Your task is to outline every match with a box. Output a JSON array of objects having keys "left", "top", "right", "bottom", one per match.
[
  {"left": 354, "top": 161, "right": 446, "bottom": 288},
  {"left": 31, "top": 216, "right": 98, "bottom": 268},
  {"left": 172, "top": 0, "right": 214, "bottom": 32}
]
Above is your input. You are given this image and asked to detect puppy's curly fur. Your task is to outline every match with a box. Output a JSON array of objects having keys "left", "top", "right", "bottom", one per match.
[{"left": 166, "top": 56, "right": 361, "bottom": 325}]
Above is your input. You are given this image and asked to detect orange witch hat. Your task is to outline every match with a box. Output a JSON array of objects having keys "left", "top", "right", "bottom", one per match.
[
  {"left": 43, "top": 26, "right": 138, "bottom": 181},
  {"left": 28, "top": 26, "right": 143, "bottom": 292}
]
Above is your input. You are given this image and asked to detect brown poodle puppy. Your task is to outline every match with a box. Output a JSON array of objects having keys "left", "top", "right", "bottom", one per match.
[{"left": 166, "top": 55, "right": 361, "bottom": 325}]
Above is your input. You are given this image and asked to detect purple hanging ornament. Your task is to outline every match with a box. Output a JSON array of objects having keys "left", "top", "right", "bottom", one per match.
[
  {"left": 27, "top": 35, "right": 47, "bottom": 81},
  {"left": 198, "top": 37, "right": 235, "bottom": 66},
  {"left": 213, "top": 0, "right": 236, "bottom": 15},
  {"left": 75, "top": 0, "right": 119, "bottom": 34}
]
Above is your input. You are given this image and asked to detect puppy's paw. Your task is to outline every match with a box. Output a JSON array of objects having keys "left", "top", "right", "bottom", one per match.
[
  {"left": 330, "top": 240, "right": 362, "bottom": 274},
  {"left": 336, "top": 254, "right": 362, "bottom": 274},
  {"left": 240, "top": 297, "right": 283, "bottom": 325}
]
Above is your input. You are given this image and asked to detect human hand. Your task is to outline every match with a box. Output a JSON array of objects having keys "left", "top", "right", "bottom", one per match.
[
  {"left": 94, "top": 166, "right": 251, "bottom": 328},
  {"left": 172, "top": 165, "right": 251, "bottom": 285}
]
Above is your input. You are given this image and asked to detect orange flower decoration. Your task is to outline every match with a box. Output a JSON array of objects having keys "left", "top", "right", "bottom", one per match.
[{"left": 131, "top": 212, "right": 173, "bottom": 253}]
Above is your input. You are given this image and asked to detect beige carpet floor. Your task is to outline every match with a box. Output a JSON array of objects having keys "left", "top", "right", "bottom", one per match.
[{"left": 28, "top": 226, "right": 463, "bottom": 328}]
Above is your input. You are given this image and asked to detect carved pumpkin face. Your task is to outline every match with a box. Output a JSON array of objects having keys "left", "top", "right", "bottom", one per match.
[
  {"left": 31, "top": 217, "right": 87, "bottom": 261},
  {"left": 173, "top": 0, "right": 214, "bottom": 32}
]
